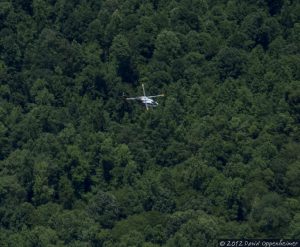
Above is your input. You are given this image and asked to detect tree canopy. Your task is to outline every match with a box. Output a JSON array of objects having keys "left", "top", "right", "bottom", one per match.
[{"left": 0, "top": 0, "right": 300, "bottom": 245}]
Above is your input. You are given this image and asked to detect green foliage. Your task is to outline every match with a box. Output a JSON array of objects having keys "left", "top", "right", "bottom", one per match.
[
  {"left": 87, "top": 190, "right": 120, "bottom": 228},
  {"left": 154, "top": 30, "right": 181, "bottom": 64},
  {"left": 0, "top": 0, "right": 299, "bottom": 245},
  {"left": 111, "top": 211, "right": 167, "bottom": 241},
  {"left": 249, "top": 193, "right": 292, "bottom": 237},
  {"left": 166, "top": 212, "right": 220, "bottom": 247}
]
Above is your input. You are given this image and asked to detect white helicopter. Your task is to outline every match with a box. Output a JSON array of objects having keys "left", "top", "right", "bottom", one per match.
[{"left": 125, "top": 84, "right": 164, "bottom": 110}]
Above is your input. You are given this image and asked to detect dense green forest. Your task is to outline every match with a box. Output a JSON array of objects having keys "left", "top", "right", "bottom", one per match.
[{"left": 0, "top": 0, "right": 300, "bottom": 246}]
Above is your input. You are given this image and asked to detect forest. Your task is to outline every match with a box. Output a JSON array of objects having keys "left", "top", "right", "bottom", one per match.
[{"left": 0, "top": 0, "right": 300, "bottom": 246}]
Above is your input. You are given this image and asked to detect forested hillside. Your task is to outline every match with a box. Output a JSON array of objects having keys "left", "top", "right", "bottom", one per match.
[{"left": 0, "top": 0, "right": 300, "bottom": 246}]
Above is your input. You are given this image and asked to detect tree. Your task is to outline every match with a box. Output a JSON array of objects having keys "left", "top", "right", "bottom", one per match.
[
  {"left": 119, "top": 230, "right": 144, "bottom": 247},
  {"left": 167, "top": 213, "right": 219, "bottom": 247},
  {"left": 284, "top": 161, "right": 300, "bottom": 196},
  {"left": 32, "top": 161, "right": 54, "bottom": 205},
  {"left": 49, "top": 209, "right": 98, "bottom": 245},
  {"left": 26, "top": 226, "right": 61, "bottom": 247},
  {"left": 286, "top": 213, "right": 300, "bottom": 238},
  {"left": 153, "top": 30, "right": 181, "bottom": 65},
  {"left": 58, "top": 175, "right": 75, "bottom": 209},
  {"left": 215, "top": 47, "right": 247, "bottom": 80},
  {"left": 87, "top": 191, "right": 119, "bottom": 228},
  {"left": 249, "top": 193, "right": 291, "bottom": 237},
  {"left": 32, "top": 0, "right": 53, "bottom": 30},
  {"left": 0, "top": 30, "right": 22, "bottom": 67}
]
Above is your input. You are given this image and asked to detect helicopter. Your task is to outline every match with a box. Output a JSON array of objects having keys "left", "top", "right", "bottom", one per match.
[{"left": 125, "top": 84, "right": 164, "bottom": 110}]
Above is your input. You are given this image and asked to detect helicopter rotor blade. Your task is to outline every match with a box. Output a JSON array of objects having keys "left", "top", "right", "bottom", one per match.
[
  {"left": 142, "top": 84, "right": 146, "bottom": 97},
  {"left": 126, "top": 97, "right": 140, "bottom": 100},
  {"left": 148, "top": 94, "right": 165, "bottom": 98}
]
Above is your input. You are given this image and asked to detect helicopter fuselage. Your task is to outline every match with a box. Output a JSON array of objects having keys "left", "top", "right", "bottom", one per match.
[{"left": 140, "top": 96, "right": 158, "bottom": 107}]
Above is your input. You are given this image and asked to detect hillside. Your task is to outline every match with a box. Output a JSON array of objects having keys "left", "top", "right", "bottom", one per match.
[{"left": 0, "top": 0, "right": 300, "bottom": 246}]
